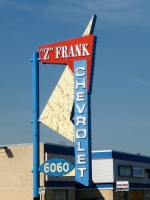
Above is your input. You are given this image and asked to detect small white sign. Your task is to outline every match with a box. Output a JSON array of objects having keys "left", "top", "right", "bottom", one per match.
[
  {"left": 38, "top": 186, "right": 45, "bottom": 194},
  {"left": 116, "top": 181, "right": 129, "bottom": 191},
  {"left": 132, "top": 167, "right": 144, "bottom": 178}
]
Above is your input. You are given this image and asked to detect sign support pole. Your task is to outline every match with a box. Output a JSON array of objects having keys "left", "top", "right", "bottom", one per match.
[{"left": 31, "top": 52, "right": 40, "bottom": 200}]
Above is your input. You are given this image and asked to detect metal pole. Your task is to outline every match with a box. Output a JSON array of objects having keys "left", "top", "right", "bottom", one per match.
[{"left": 31, "top": 52, "right": 40, "bottom": 200}]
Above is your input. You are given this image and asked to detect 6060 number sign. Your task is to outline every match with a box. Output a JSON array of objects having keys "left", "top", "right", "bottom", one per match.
[
  {"left": 44, "top": 162, "right": 69, "bottom": 173},
  {"left": 39, "top": 158, "right": 74, "bottom": 177}
]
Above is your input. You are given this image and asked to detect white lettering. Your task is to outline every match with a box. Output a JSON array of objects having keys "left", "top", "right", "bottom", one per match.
[
  {"left": 44, "top": 163, "right": 49, "bottom": 173},
  {"left": 77, "top": 168, "right": 86, "bottom": 178},
  {"left": 54, "top": 43, "right": 90, "bottom": 59},
  {"left": 76, "top": 92, "right": 86, "bottom": 101},
  {"left": 57, "top": 163, "right": 62, "bottom": 172},
  {"left": 77, "top": 154, "right": 86, "bottom": 164},
  {"left": 82, "top": 44, "right": 90, "bottom": 56},
  {"left": 74, "top": 62, "right": 88, "bottom": 181},
  {"left": 43, "top": 162, "right": 70, "bottom": 173},
  {"left": 56, "top": 47, "right": 61, "bottom": 59},
  {"left": 75, "top": 67, "right": 86, "bottom": 77},
  {"left": 76, "top": 129, "right": 87, "bottom": 138},
  {"left": 76, "top": 116, "right": 86, "bottom": 126},
  {"left": 77, "top": 142, "right": 85, "bottom": 151},
  {"left": 68, "top": 45, "right": 75, "bottom": 57},
  {"left": 76, "top": 79, "right": 86, "bottom": 89},
  {"left": 76, "top": 104, "right": 86, "bottom": 114},
  {"left": 44, "top": 48, "right": 50, "bottom": 60},
  {"left": 63, "top": 162, "right": 69, "bottom": 172},
  {"left": 75, "top": 45, "right": 81, "bottom": 57},
  {"left": 50, "top": 163, "right": 56, "bottom": 172},
  {"left": 62, "top": 46, "right": 68, "bottom": 58}
]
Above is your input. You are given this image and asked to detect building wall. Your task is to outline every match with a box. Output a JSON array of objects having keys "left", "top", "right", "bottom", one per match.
[
  {"left": 45, "top": 189, "right": 53, "bottom": 199},
  {"left": 1, "top": 145, "right": 150, "bottom": 200},
  {"left": 76, "top": 189, "right": 113, "bottom": 200},
  {"left": 92, "top": 159, "right": 114, "bottom": 183},
  {"left": 68, "top": 189, "right": 76, "bottom": 200},
  {"left": 45, "top": 189, "right": 75, "bottom": 200},
  {"left": 114, "top": 159, "right": 150, "bottom": 184},
  {"left": 0, "top": 143, "right": 44, "bottom": 200}
]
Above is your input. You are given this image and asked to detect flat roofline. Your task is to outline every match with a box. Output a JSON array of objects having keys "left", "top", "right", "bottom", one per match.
[
  {"left": 92, "top": 150, "right": 112, "bottom": 153},
  {"left": 0, "top": 142, "right": 44, "bottom": 147},
  {"left": 44, "top": 142, "right": 73, "bottom": 148},
  {"left": 0, "top": 142, "right": 73, "bottom": 148},
  {"left": 92, "top": 150, "right": 149, "bottom": 158},
  {"left": 0, "top": 143, "right": 149, "bottom": 157}
]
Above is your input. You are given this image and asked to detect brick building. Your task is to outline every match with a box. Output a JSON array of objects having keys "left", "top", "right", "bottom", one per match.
[{"left": 0, "top": 143, "right": 150, "bottom": 200}]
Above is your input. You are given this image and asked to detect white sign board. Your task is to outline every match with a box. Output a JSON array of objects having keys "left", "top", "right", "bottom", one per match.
[
  {"left": 116, "top": 181, "right": 129, "bottom": 191},
  {"left": 38, "top": 186, "right": 45, "bottom": 194},
  {"left": 132, "top": 167, "right": 144, "bottom": 178}
]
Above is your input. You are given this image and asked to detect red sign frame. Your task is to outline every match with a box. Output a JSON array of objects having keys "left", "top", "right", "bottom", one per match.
[{"left": 39, "top": 35, "right": 95, "bottom": 91}]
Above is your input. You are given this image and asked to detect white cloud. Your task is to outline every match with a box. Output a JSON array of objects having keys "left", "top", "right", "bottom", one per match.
[
  {"left": 0, "top": 0, "right": 34, "bottom": 11},
  {"left": 130, "top": 76, "right": 150, "bottom": 86},
  {"left": 0, "top": 0, "right": 150, "bottom": 30},
  {"left": 104, "top": 71, "right": 150, "bottom": 86},
  {"left": 42, "top": 0, "right": 150, "bottom": 30}
]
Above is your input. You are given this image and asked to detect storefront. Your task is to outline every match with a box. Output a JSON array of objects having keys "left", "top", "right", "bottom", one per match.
[
  {"left": 0, "top": 143, "right": 150, "bottom": 200},
  {"left": 0, "top": 143, "right": 75, "bottom": 200},
  {"left": 76, "top": 150, "right": 150, "bottom": 200}
]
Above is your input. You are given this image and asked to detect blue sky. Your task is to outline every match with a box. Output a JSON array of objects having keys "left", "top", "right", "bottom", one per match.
[{"left": 0, "top": 0, "right": 150, "bottom": 155}]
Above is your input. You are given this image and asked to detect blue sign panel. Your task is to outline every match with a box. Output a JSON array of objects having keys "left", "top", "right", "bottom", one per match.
[
  {"left": 39, "top": 158, "right": 74, "bottom": 177},
  {"left": 74, "top": 60, "right": 91, "bottom": 186}
]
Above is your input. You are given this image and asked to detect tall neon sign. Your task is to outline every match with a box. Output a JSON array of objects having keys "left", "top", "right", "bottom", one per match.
[
  {"left": 39, "top": 35, "right": 96, "bottom": 186},
  {"left": 31, "top": 15, "right": 97, "bottom": 199}
]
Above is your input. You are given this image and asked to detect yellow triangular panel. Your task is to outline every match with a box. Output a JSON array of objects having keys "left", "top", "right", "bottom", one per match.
[{"left": 39, "top": 66, "right": 74, "bottom": 142}]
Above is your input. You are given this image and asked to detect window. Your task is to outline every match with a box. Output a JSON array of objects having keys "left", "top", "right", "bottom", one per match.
[
  {"left": 130, "top": 190, "right": 143, "bottom": 200},
  {"left": 119, "top": 192, "right": 127, "bottom": 200},
  {"left": 119, "top": 165, "right": 132, "bottom": 177},
  {"left": 53, "top": 189, "right": 67, "bottom": 200}
]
